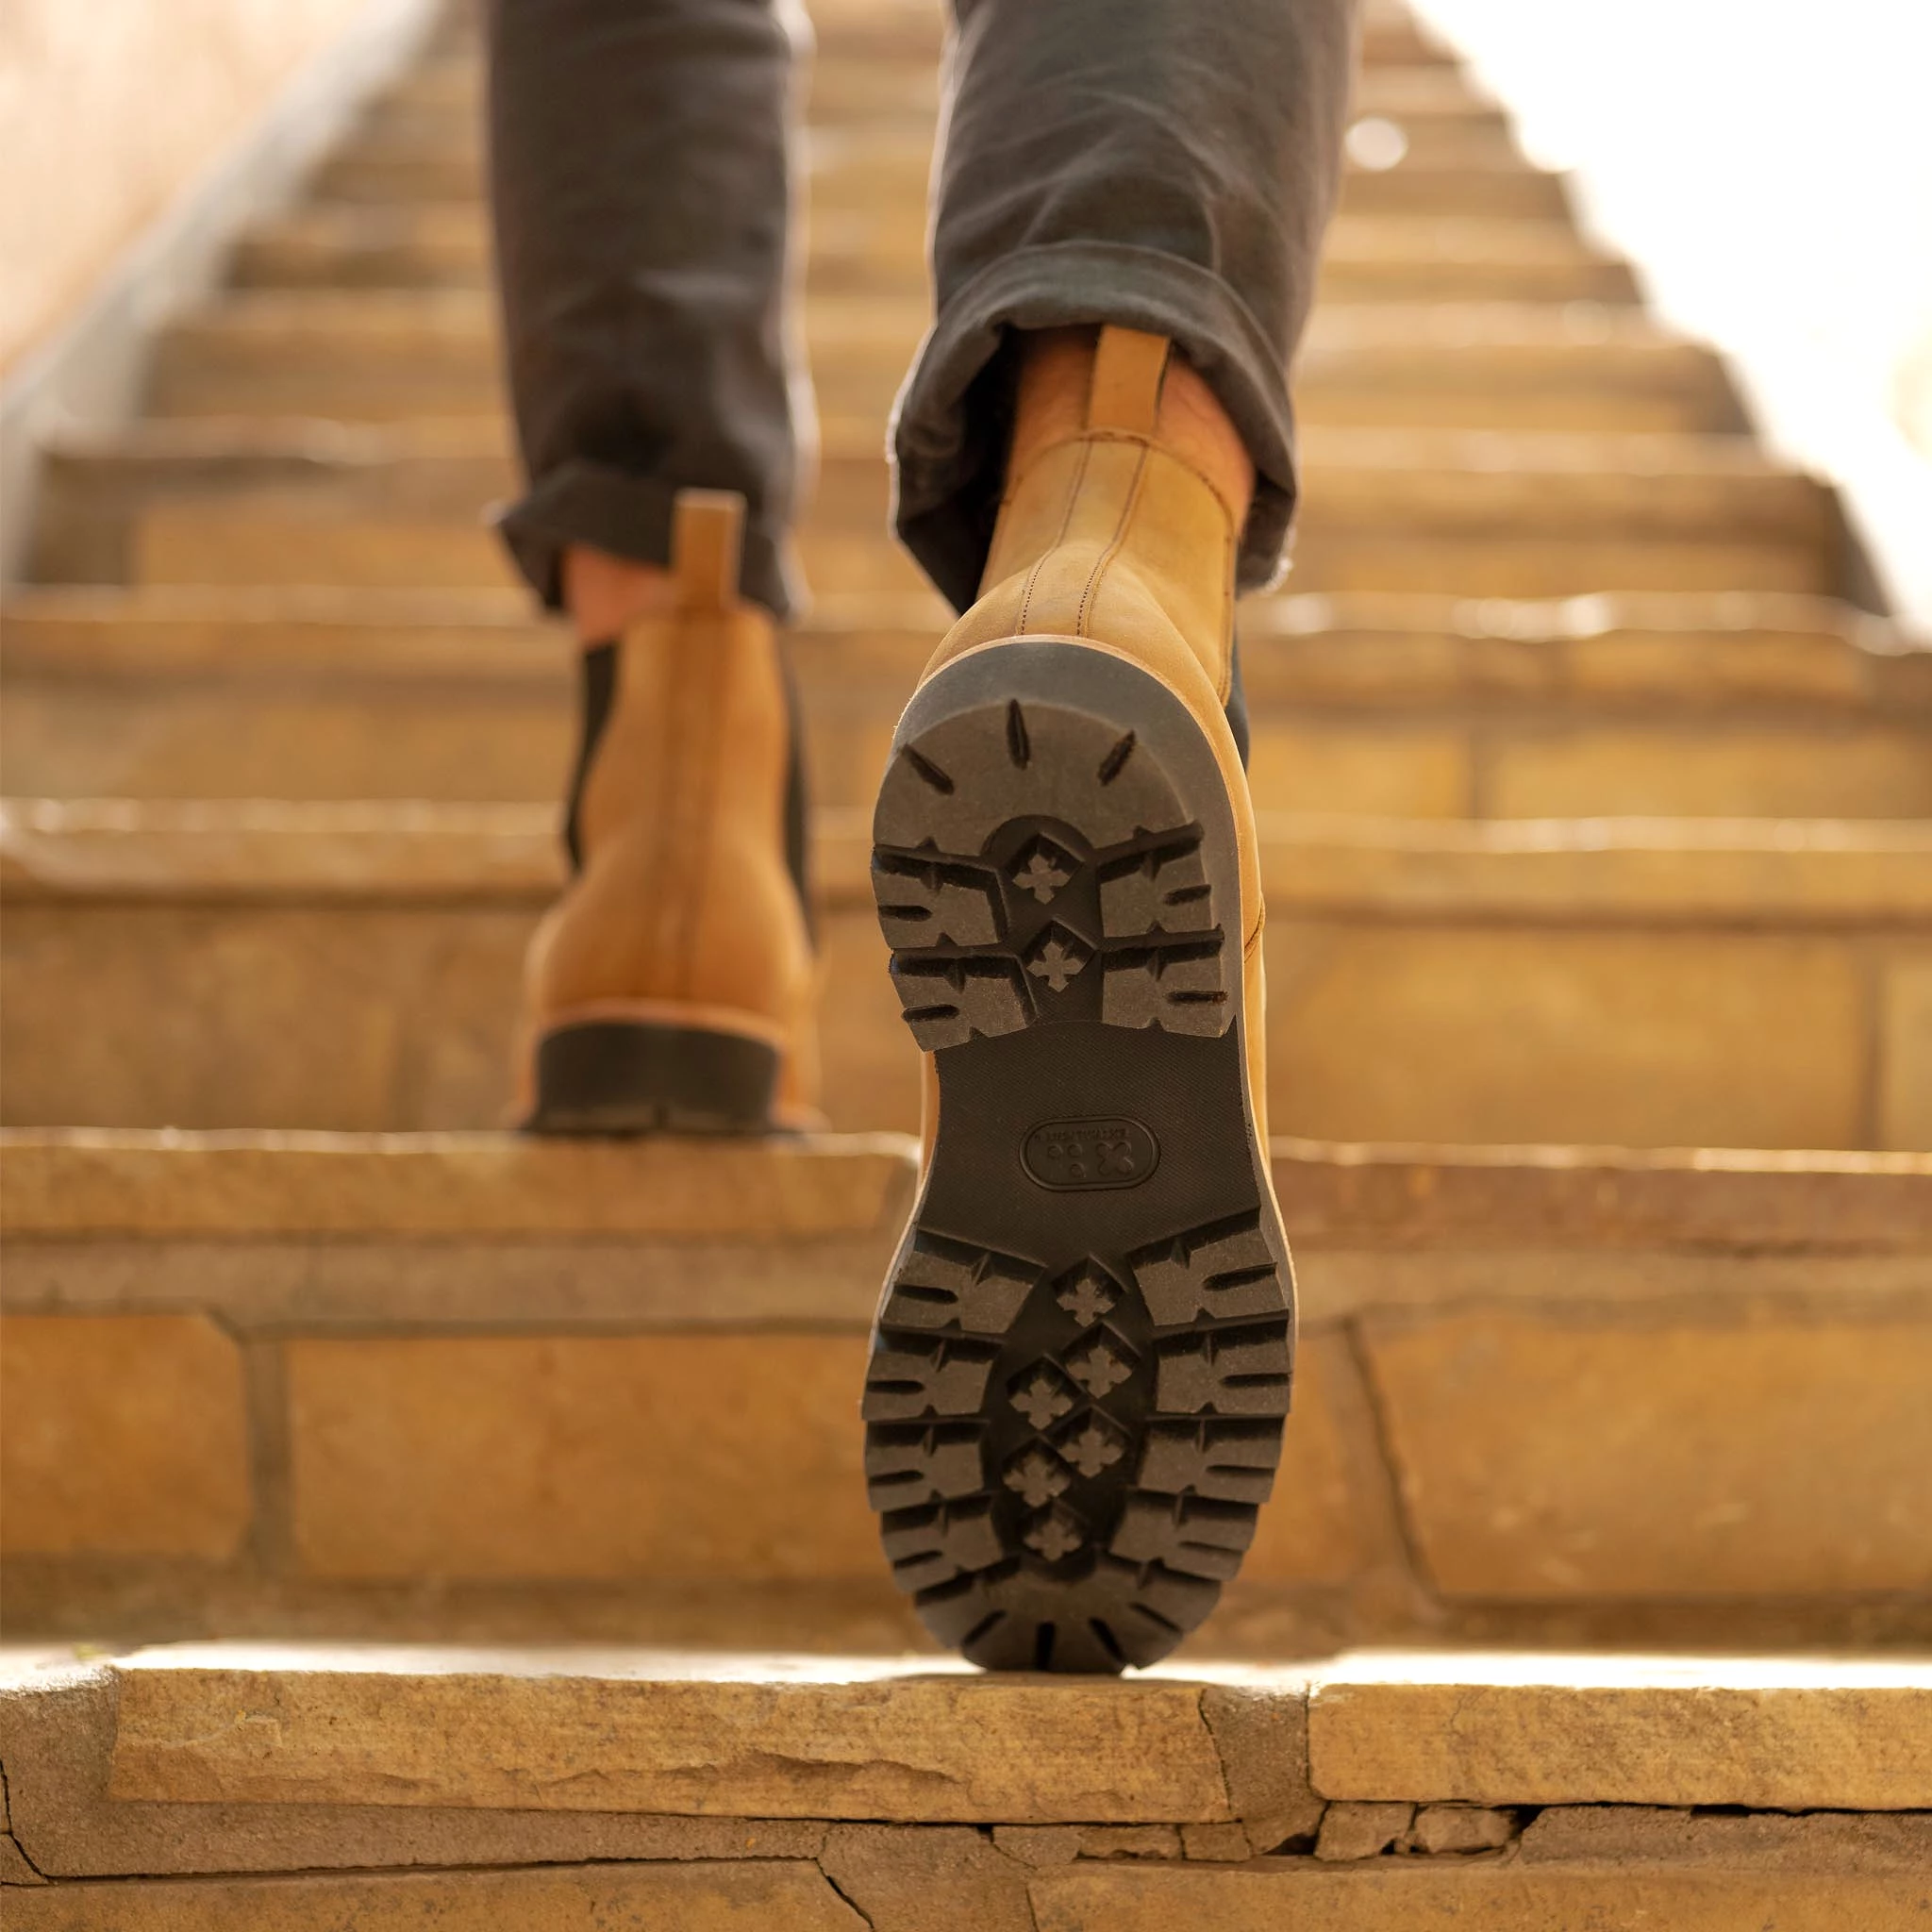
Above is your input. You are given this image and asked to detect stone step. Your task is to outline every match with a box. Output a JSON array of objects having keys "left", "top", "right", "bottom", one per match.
[
  {"left": 32, "top": 418, "right": 1840, "bottom": 600},
  {"left": 4, "top": 1125, "right": 1927, "bottom": 1647},
  {"left": 376, "top": 8, "right": 1455, "bottom": 118},
  {"left": 4, "top": 802, "right": 1927, "bottom": 1147},
  {"left": 375, "top": 45, "right": 1483, "bottom": 125},
  {"left": 370, "top": 51, "right": 940, "bottom": 128},
  {"left": 293, "top": 142, "right": 1567, "bottom": 226},
  {"left": 327, "top": 103, "right": 1520, "bottom": 201},
  {"left": 119, "top": 476, "right": 1842, "bottom": 602},
  {"left": 233, "top": 204, "right": 1639, "bottom": 307},
  {"left": 0, "top": 1643, "right": 1927, "bottom": 1921},
  {"left": 359, "top": 59, "right": 1499, "bottom": 159},
  {"left": 146, "top": 285, "right": 926, "bottom": 424},
  {"left": 148, "top": 295, "right": 1723, "bottom": 433},
  {"left": 236, "top": 194, "right": 942, "bottom": 299},
  {"left": 48, "top": 414, "right": 1817, "bottom": 525},
  {"left": 6, "top": 586, "right": 1930, "bottom": 820}
]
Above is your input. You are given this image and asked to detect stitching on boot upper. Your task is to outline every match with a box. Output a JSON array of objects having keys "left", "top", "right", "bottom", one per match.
[
  {"left": 1009, "top": 429, "right": 1245, "bottom": 530},
  {"left": 1016, "top": 435, "right": 1094, "bottom": 634},
  {"left": 1075, "top": 443, "right": 1152, "bottom": 638}
]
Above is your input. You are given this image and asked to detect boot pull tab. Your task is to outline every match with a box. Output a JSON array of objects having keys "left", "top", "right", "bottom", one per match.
[
  {"left": 1086, "top": 325, "right": 1171, "bottom": 437},
  {"left": 673, "top": 489, "right": 746, "bottom": 611}
]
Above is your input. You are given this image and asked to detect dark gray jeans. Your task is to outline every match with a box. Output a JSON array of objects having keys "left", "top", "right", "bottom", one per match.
[{"left": 487, "top": 0, "right": 1357, "bottom": 621}]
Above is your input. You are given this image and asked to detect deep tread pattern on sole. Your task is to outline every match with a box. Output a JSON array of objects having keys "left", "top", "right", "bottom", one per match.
[
  {"left": 873, "top": 697, "right": 1235, "bottom": 1050},
  {"left": 865, "top": 646, "right": 1294, "bottom": 1674}
]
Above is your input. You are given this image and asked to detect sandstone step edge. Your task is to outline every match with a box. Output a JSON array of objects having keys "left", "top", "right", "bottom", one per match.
[
  {"left": 4, "top": 1125, "right": 1925, "bottom": 1246},
  {"left": 158, "top": 288, "right": 1689, "bottom": 352},
  {"left": 6, "top": 798, "right": 1931, "bottom": 923},
  {"left": 40, "top": 427, "right": 1839, "bottom": 561},
  {"left": 8, "top": 585, "right": 1921, "bottom": 714},
  {"left": 17, "top": 1642, "right": 1927, "bottom": 1820},
  {"left": 32, "top": 412, "right": 1819, "bottom": 482},
  {"left": 1306, "top": 1650, "right": 1932, "bottom": 1809},
  {"left": 7, "top": 1650, "right": 1929, "bottom": 1918}
]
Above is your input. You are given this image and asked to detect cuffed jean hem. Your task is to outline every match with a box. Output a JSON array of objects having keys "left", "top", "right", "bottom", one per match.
[
  {"left": 495, "top": 459, "right": 799, "bottom": 623},
  {"left": 890, "top": 240, "right": 1301, "bottom": 615}
]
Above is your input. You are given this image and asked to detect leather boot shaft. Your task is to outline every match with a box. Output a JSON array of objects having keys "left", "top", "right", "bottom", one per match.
[
  {"left": 920, "top": 326, "right": 1272, "bottom": 1139},
  {"left": 520, "top": 491, "right": 820, "bottom": 1129}
]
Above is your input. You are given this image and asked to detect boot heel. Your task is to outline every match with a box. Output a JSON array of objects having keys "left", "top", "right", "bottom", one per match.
[
  {"left": 525, "top": 1018, "right": 780, "bottom": 1135},
  {"left": 862, "top": 638, "right": 1294, "bottom": 1674}
]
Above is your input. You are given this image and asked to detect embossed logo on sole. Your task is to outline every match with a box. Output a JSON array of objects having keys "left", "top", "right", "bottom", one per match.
[{"left": 1022, "top": 1117, "right": 1159, "bottom": 1191}]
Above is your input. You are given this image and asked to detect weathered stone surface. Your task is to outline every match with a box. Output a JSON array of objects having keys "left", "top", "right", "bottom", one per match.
[
  {"left": 0, "top": 794, "right": 558, "bottom": 898},
  {"left": 107, "top": 1646, "right": 1236, "bottom": 1822},
  {"left": 0, "top": 898, "right": 532, "bottom": 1132},
  {"left": 1485, "top": 726, "right": 1932, "bottom": 820},
  {"left": 5, "top": 1128, "right": 1924, "bottom": 1262},
  {"left": 286, "top": 1333, "right": 880, "bottom": 1581},
  {"left": 1179, "top": 1823, "right": 1255, "bottom": 1861},
  {"left": 8, "top": 808, "right": 1925, "bottom": 1143},
  {"left": 1270, "top": 924, "right": 1870, "bottom": 1148},
  {"left": 0, "top": 1315, "right": 249, "bottom": 1558},
  {"left": 1360, "top": 1313, "right": 1932, "bottom": 1596},
  {"left": 1307, "top": 1653, "right": 1932, "bottom": 1808},
  {"left": 1268, "top": 1139, "right": 1932, "bottom": 1252},
  {"left": 16, "top": 798, "right": 1927, "bottom": 921},
  {"left": 990, "top": 1827, "right": 1079, "bottom": 1867},
  {"left": 1407, "top": 1804, "right": 1516, "bottom": 1854},
  {"left": 1246, "top": 724, "right": 1470, "bottom": 818},
  {"left": 1230, "top": 1333, "right": 1374, "bottom": 1586},
  {"left": 1200, "top": 1687, "right": 1326, "bottom": 1853},
  {"left": 0, "top": 1664, "right": 827, "bottom": 1880},
  {"left": 1029, "top": 1863, "right": 1932, "bottom": 1930},
  {"left": 1073, "top": 1827, "right": 1186, "bottom": 1861},
  {"left": 1, "top": 1835, "right": 47, "bottom": 1885},
  {"left": 0, "top": 1236, "right": 894, "bottom": 1333},
  {"left": 1294, "top": 1248, "right": 1932, "bottom": 1324},
  {"left": 0, "top": 1128, "right": 911, "bottom": 1238},
  {"left": 1291, "top": 530, "right": 1829, "bottom": 600},
  {"left": 18, "top": 588, "right": 1929, "bottom": 820},
  {"left": 1881, "top": 957, "right": 1932, "bottom": 1151},
  {"left": 1258, "top": 814, "right": 1932, "bottom": 922},
  {"left": 819, "top": 1824, "right": 1035, "bottom": 1931},
  {"left": 16, "top": 583, "right": 1907, "bottom": 713},
  {"left": 990, "top": 1826, "right": 1182, "bottom": 1867},
  {"left": 143, "top": 292, "right": 1737, "bottom": 440},
  {"left": 5, "top": 1861, "right": 864, "bottom": 1929},
  {"left": 1315, "top": 1802, "right": 1414, "bottom": 1860},
  {"left": 1519, "top": 1805, "right": 1932, "bottom": 1871}
]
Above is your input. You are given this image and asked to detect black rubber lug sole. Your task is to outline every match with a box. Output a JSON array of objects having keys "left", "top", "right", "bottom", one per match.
[
  {"left": 525, "top": 1018, "right": 780, "bottom": 1136},
  {"left": 863, "top": 641, "right": 1295, "bottom": 1674}
]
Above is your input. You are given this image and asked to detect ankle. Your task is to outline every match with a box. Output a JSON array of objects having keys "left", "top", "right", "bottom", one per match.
[{"left": 562, "top": 545, "right": 679, "bottom": 644}]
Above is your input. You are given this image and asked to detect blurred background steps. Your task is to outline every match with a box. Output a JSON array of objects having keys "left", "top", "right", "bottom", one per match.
[
  {"left": 136, "top": 293, "right": 1740, "bottom": 434},
  {"left": 25, "top": 421, "right": 1852, "bottom": 601},
  {"left": 5, "top": 799, "right": 1929, "bottom": 1147},
  {"left": 8, "top": 587, "right": 1927, "bottom": 816}
]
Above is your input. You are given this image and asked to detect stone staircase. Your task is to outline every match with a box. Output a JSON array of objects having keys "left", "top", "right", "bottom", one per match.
[
  {"left": 2, "top": 0, "right": 1929, "bottom": 1917},
  {"left": 5, "top": 1645, "right": 1930, "bottom": 1924}
]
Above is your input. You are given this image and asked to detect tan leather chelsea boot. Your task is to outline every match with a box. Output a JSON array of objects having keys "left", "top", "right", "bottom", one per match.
[
  {"left": 861, "top": 326, "right": 1293, "bottom": 1673},
  {"left": 517, "top": 489, "right": 820, "bottom": 1134}
]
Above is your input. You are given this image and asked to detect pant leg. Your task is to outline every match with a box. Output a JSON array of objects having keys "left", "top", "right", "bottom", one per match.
[
  {"left": 892, "top": 0, "right": 1359, "bottom": 612},
  {"left": 485, "top": 0, "right": 810, "bottom": 620}
]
